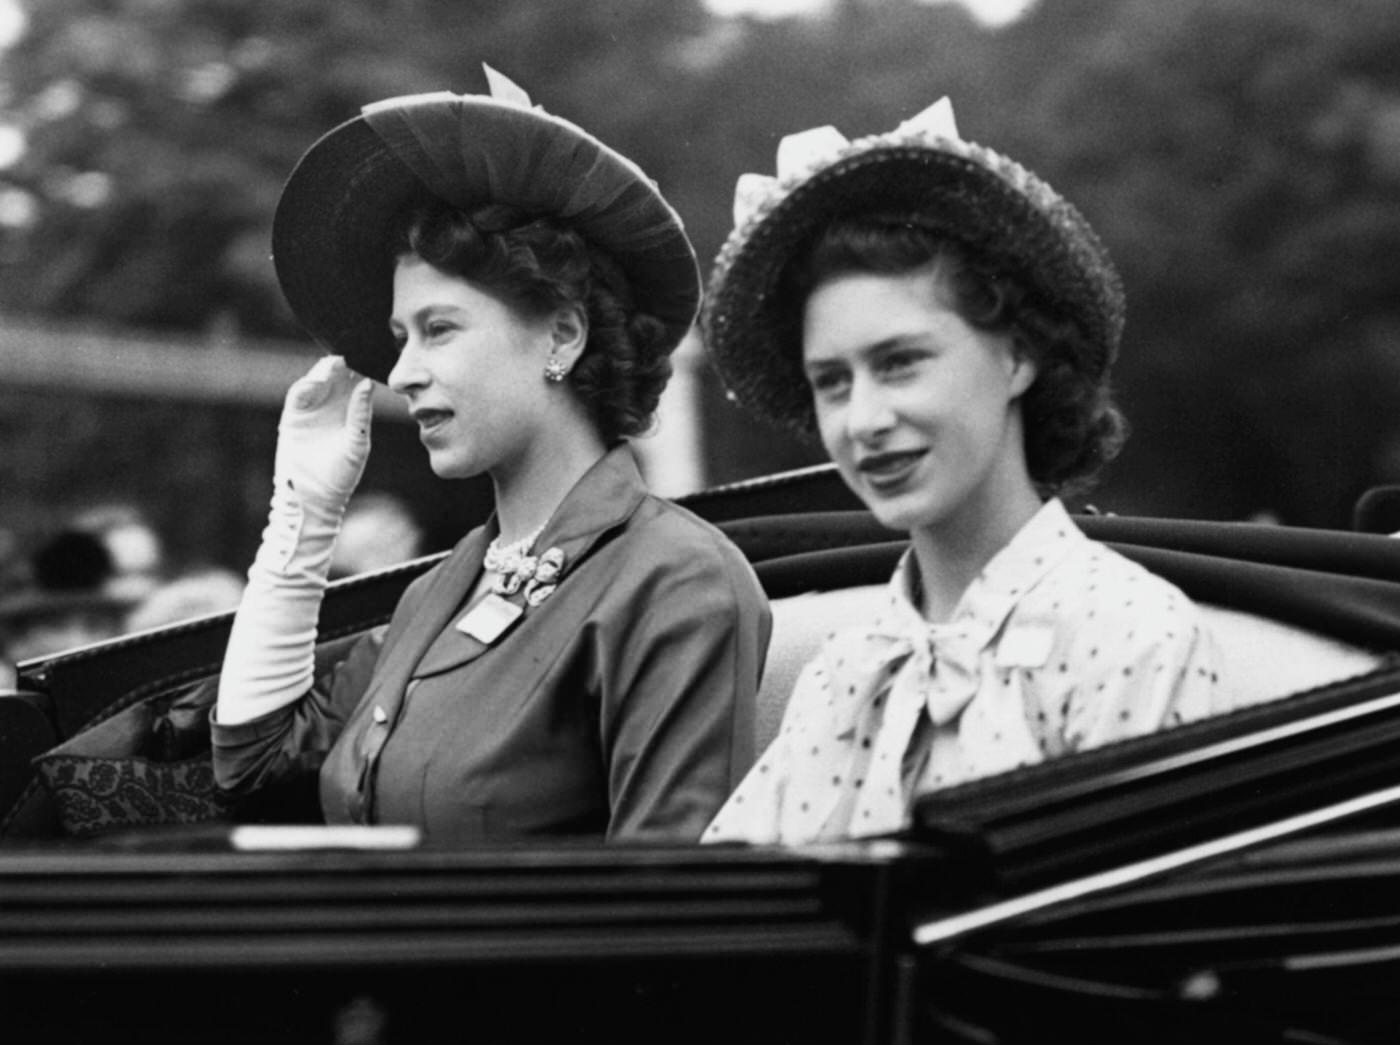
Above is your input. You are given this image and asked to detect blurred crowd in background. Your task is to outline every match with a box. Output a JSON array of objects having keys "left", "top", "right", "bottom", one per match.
[{"left": 0, "top": 491, "right": 426, "bottom": 662}]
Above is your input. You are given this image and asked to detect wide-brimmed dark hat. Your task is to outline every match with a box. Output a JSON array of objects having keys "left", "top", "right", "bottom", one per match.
[
  {"left": 273, "top": 68, "right": 701, "bottom": 382},
  {"left": 703, "top": 99, "right": 1125, "bottom": 434}
]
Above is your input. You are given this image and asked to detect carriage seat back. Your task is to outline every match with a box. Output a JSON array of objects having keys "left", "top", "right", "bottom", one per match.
[{"left": 757, "top": 586, "right": 1386, "bottom": 752}]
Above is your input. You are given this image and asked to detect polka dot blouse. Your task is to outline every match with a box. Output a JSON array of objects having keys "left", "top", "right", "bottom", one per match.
[{"left": 704, "top": 499, "right": 1232, "bottom": 846}]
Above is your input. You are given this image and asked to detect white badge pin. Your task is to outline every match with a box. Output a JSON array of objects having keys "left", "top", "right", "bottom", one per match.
[{"left": 456, "top": 593, "right": 525, "bottom": 645}]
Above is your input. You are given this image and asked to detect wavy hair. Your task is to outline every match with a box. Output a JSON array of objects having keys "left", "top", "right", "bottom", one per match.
[{"left": 391, "top": 201, "right": 673, "bottom": 444}]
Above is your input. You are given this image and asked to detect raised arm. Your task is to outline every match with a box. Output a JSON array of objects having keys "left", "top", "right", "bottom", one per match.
[{"left": 216, "top": 356, "right": 373, "bottom": 729}]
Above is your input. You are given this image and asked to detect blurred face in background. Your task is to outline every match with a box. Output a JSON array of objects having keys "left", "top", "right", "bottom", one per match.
[
  {"left": 330, "top": 494, "right": 424, "bottom": 579},
  {"left": 103, "top": 521, "right": 162, "bottom": 577}
]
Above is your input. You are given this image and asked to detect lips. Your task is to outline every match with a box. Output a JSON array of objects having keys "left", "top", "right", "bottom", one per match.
[
  {"left": 411, "top": 408, "right": 453, "bottom": 437},
  {"left": 856, "top": 449, "right": 926, "bottom": 489}
]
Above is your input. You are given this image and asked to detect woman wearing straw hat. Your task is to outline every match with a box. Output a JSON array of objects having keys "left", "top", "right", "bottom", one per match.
[
  {"left": 702, "top": 100, "right": 1231, "bottom": 846},
  {"left": 211, "top": 69, "right": 769, "bottom": 843}
]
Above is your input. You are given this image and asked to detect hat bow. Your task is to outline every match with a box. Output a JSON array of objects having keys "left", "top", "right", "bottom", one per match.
[{"left": 732, "top": 98, "right": 961, "bottom": 230}]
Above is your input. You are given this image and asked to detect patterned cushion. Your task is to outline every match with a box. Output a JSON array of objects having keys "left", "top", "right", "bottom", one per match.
[{"left": 34, "top": 752, "right": 230, "bottom": 838}]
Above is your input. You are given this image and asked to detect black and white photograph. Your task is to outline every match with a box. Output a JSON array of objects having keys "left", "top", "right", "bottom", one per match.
[{"left": 2, "top": 1, "right": 1400, "bottom": 1041}]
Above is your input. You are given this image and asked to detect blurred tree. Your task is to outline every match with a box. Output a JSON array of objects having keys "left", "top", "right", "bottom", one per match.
[
  {"left": 1017, "top": 0, "right": 1400, "bottom": 524},
  {"left": 0, "top": 0, "right": 712, "bottom": 338}
]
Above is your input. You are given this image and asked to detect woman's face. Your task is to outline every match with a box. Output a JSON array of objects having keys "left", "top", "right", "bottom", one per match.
[
  {"left": 801, "top": 267, "right": 1037, "bottom": 539},
  {"left": 387, "top": 256, "right": 557, "bottom": 480}
]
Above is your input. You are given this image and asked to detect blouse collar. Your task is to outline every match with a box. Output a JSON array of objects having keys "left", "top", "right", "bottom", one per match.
[{"left": 886, "top": 498, "right": 1085, "bottom": 651}]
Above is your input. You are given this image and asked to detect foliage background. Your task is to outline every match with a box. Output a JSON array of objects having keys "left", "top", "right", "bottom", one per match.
[{"left": 1, "top": 0, "right": 1398, "bottom": 571}]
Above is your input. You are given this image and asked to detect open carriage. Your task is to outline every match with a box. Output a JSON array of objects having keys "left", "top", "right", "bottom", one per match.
[{"left": 3, "top": 465, "right": 1400, "bottom": 1044}]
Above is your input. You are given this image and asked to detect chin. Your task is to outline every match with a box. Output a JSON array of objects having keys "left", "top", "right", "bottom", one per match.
[
  {"left": 846, "top": 486, "right": 921, "bottom": 534},
  {"left": 425, "top": 452, "right": 479, "bottom": 481},
  {"left": 867, "top": 505, "right": 923, "bottom": 534},
  {"left": 840, "top": 465, "right": 936, "bottom": 534},
  {"left": 859, "top": 486, "right": 956, "bottom": 535}
]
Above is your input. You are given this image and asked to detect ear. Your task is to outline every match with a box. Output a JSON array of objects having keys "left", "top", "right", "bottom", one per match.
[
  {"left": 546, "top": 303, "right": 589, "bottom": 370},
  {"left": 1006, "top": 338, "right": 1038, "bottom": 401}
]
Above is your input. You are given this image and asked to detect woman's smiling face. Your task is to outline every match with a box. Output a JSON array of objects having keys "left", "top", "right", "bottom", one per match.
[
  {"left": 386, "top": 256, "right": 556, "bottom": 481},
  {"left": 801, "top": 266, "right": 1037, "bottom": 540}
]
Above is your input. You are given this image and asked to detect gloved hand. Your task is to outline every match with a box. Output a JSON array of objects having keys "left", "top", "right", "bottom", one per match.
[
  {"left": 275, "top": 354, "right": 374, "bottom": 520},
  {"left": 217, "top": 356, "right": 374, "bottom": 728},
  {"left": 261, "top": 357, "right": 374, "bottom": 579}
]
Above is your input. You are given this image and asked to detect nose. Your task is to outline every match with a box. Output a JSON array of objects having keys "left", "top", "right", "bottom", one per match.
[
  {"left": 386, "top": 337, "right": 425, "bottom": 397},
  {"left": 846, "top": 373, "right": 895, "bottom": 443}
]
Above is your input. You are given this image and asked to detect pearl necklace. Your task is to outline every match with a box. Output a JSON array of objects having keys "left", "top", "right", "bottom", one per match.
[{"left": 483, "top": 525, "right": 545, "bottom": 575}]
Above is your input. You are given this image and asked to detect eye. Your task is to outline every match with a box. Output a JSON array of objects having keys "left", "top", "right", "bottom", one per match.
[
  {"left": 875, "top": 348, "right": 923, "bottom": 377},
  {"left": 807, "top": 368, "right": 850, "bottom": 400},
  {"left": 424, "top": 319, "right": 457, "bottom": 341}
]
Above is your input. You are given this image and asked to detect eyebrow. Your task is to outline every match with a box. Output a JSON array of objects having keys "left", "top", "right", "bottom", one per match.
[
  {"left": 388, "top": 303, "right": 463, "bottom": 331},
  {"left": 804, "top": 333, "right": 925, "bottom": 370}
]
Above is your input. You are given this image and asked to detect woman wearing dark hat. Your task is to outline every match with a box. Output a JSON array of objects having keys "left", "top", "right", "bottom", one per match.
[
  {"left": 702, "top": 100, "right": 1231, "bottom": 845},
  {"left": 212, "top": 69, "right": 769, "bottom": 843}
]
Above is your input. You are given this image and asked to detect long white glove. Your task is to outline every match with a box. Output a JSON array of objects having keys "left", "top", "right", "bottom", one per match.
[{"left": 217, "top": 356, "right": 374, "bottom": 726}]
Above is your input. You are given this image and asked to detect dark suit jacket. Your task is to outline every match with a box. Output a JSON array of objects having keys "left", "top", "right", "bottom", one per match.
[{"left": 213, "top": 446, "right": 771, "bottom": 843}]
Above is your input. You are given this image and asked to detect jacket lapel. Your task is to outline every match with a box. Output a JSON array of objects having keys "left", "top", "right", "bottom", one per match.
[
  {"left": 370, "top": 528, "right": 490, "bottom": 693},
  {"left": 412, "top": 593, "right": 500, "bottom": 678},
  {"left": 407, "top": 445, "right": 650, "bottom": 681}
]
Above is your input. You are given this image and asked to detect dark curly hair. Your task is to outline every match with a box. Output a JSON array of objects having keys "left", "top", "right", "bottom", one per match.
[
  {"left": 789, "top": 217, "right": 1127, "bottom": 497},
  {"left": 389, "top": 200, "right": 673, "bottom": 444}
]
